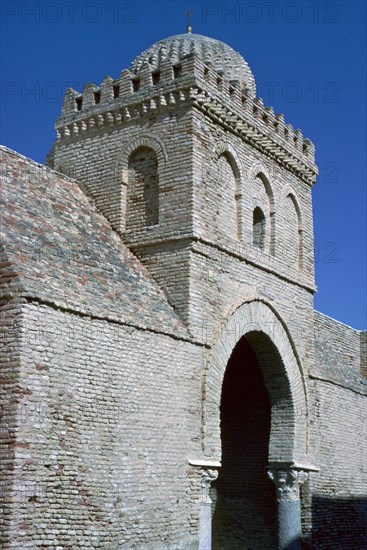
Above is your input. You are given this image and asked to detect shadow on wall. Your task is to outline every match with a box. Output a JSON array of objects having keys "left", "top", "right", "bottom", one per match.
[
  {"left": 303, "top": 496, "right": 367, "bottom": 549},
  {"left": 212, "top": 495, "right": 366, "bottom": 549}
]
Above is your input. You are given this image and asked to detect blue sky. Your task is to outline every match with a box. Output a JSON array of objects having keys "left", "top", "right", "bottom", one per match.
[{"left": 1, "top": 0, "right": 366, "bottom": 329}]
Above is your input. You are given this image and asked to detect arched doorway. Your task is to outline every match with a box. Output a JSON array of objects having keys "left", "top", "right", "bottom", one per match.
[
  {"left": 199, "top": 300, "right": 312, "bottom": 550},
  {"left": 211, "top": 335, "right": 277, "bottom": 549}
]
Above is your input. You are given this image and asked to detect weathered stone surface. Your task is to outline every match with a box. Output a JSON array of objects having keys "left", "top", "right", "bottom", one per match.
[
  {"left": 0, "top": 146, "right": 186, "bottom": 338},
  {"left": 1, "top": 31, "right": 365, "bottom": 550}
]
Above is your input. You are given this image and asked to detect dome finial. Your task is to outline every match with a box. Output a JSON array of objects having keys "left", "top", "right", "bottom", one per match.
[{"left": 184, "top": 9, "right": 193, "bottom": 33}]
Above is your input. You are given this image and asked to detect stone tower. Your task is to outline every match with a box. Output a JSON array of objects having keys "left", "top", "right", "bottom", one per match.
[
  {"left": 2, "top": 30, "right": 366, "bottom": 550},
  {"left": 48, "top": 32, "right": 318, "bottom": 344}
]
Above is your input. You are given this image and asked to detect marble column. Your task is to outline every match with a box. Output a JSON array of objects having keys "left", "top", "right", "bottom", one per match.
[
  {"left": 188, "top": 457, "right": 221, "bottom": 550},
  {"left": 199, "top": 467, "right": 218, "bottom": 550},
  {"left": 268, "top": 468, "right": 308, "bottom": 550}
]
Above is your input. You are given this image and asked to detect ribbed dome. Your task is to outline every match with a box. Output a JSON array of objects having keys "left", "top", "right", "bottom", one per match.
[{"left": 130, "top": 33, "right": 256, "bottom": 96}]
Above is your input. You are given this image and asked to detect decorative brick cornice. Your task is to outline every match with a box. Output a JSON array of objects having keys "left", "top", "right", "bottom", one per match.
[
  {"left": 190, "top": 88, "right": 317, "bottom": 185},
  {"left": 54, "top": 47, "right": 318, "bottom": 185},
  {"left": 55, "top": 84, "right": 317, "bottom": 186},
  {"left": 55, "top": 87, "right": 191, "bottom": 140}
]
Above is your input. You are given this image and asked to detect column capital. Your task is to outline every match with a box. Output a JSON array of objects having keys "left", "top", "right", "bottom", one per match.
[
  {"left": 268, "top": 468, "right": 308, "bottom": 500},
  {"left": 200, "top": 467, "right": 219, "bottom": 504},
  {"left": 188, "top": 458, "right": 220, "bottom": 504}
]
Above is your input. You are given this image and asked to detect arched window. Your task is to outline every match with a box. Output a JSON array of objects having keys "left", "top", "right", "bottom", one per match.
[
  {"left": 250, "top": 172, "right": 274, "bottom": 255},
  {"left": 127, "top": 147, "right": 159, "bottom": 230},
  {"left": 283, "top": 193, "right": 303, "bottom": 269},
  {"left": 253, "top": 206, "right": 265, "bottom": 249},
  {"left": 217, "top": 153, "right": 241, "bottom": 240}
]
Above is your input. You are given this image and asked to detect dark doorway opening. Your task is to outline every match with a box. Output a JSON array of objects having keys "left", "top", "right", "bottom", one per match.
[{"left": 211, "top": 335, "right": 277, "bottom": 549}]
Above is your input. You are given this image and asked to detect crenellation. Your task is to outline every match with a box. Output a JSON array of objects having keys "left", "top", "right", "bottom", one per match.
[
  {"left": 100, "top": 76, "right": 115, "bottom": 103},
  {"left": 217, "top": 75, "right": 229, "bottom": 98},
  {"left": 202, "top": 64, "right": 218, "bottom": 90},
  {"left": 81, "top": 82, "right": 99, "bottom": 109},
  {"left": 240, "top": 91, "right": 252, "bottom": 115},
  {"left": 115, "top": 68, "right": 134, "bottom": 98},
  {"left": 284, "top": 123, "right": 292, "bottom": 140},
  {"left": 139, "top": 61, "right": 155, "bottom": 89},
  {"left": 275, "top": 112, "right": 285, "bottom": 131},
  {"left": 303, "top": 138, "right": 315, "bottom": 158},
  {"left": 55, "top": 64, "right": 316, "bottom": 180},
  {"left": 294, "top": 129, "right": 303, "bottom": 153},
  {"left": 228, "top": 83, "right": 242, "bottom": 110},
  {"left": 60, "top": 87, "right": 79, "bottom": 117},
  {"left": 55, "top": 49, "right": 315, "bottom": 176},
  {"left": 263, "top": 106, "right": 275, "bottom": 125},
  {"left": 180, "top": 51, "right": 206, "bottom": 82},
  {"left": 253, "top": 97, "right": 265, "bottom": 116},
  {"left": 161, "top": 58, "right": 176, "bottom": 83}
]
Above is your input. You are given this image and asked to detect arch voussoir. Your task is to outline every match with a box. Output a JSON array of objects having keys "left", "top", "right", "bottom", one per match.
[{"left": 202, "top": 299, "right": 308, "bottom": 465}]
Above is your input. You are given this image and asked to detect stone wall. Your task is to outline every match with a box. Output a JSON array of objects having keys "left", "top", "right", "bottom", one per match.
[
  {"left": 50, "top": 105, "right": 197, "bottom": 326},
  {"left": 305, "top": 312, "right": 367, "bottom": 548},
  {"left": 0, "top": 246, "right": 23, "bottom": 548},
  {"left": 191, "top": 107, "right": 315, "bottom": 286},
  {"left": 314, "top": 311, "right": 365, "bottom": 382},
  {"left": 307, "top": 379, "right": 366, "bottom": 548},
  {"left": 57, "top": 98, "right": 318, "bottom": 345},
  {"left": 189, "top": 241, "right": 316, "bottom": 373},
  {"left": 4, "top": 302, "right": 204, "bottom": 549},
  {"left": 0, "top": 147, "right": 205, "bottom": 549},
  {"left": 51, "top": 105, "right": 194, "bottom": 240},
  {"left": 0, "top": 146, "right": 186, "bottom": 338},
  {"left": 186, "top": 102, "right": 316, "bottom": 345},
  {"left": 360, "top": 330, "right": 367, "bottom": 378}
]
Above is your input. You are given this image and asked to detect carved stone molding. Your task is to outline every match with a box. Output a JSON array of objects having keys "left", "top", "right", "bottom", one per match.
[
  {"left": 200, "top": 468, "right": 219, "bottom": 504},
  {"left": 268, "top": 468, "right": 308, "bottom": 500},
  {"left": 188, "top": 458, "right": 220, "bottom": 505}
]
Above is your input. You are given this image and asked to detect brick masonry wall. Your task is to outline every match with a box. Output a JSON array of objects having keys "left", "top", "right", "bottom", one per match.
[
  {"left": 306, "top": 312, "right": 367, "bottom": 548},
  {"left": 191, "top": 107, "right": 315, "bottom": 286},
  {"left": 189, "top": 242, "right": 316, "bottom": 372},
  {"left": 0, "top": 246, "right": 24, "bottom": 548},
  {"left": 314, "top": 311, "right": 365, "bottom": 382},
  {"left": 0, "top": 147, "right": 205, "bottom": 548},
  {"left": 0, "top": 146, "right": 186, "bottom": 339},
  {"left": 360, "top": 331, "right": 367, "bottom": 378},
  {"left": 306, "top": 379, "right": 367, "bottom": 548},
  {"left": 52, "top": 107, "right": 194, "bottom": 238},
  {"left": 6, "top": 302, "right": 204, "bottom": 549}
]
